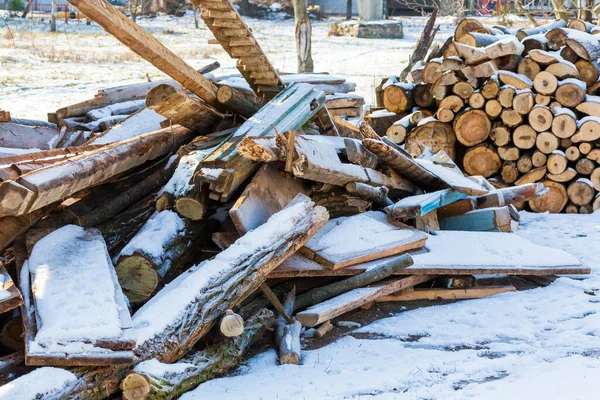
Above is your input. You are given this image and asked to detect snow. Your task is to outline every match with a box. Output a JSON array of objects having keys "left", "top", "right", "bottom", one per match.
[
  {"left": 552, "top": 106, "right": 577, "bottom": 118},
  {"left": 577, "top": 116, "right": 600, "bottom": 128},
  {"left": 27, "top": 225, "right": 122, "bottom": 349},
  {"left": 120, "top": 211, "right": 185, "bottom": 268},
  {"left": 181, "top": 211, "right": 600, "bottom": 400},
  {"left": 521, "top": 32, "right": 548, "bottom": 44},
  {"left": 133, "top": 199, "right": 316, "bottom": 345},
  {"left": 416, "top": 116, "right": 437, "bottom": 126},
  {"left": 552, "top": 149, "right": 567, "bottom": 157},
  {"left": 0, "top": 367, "right": 76, "bottom": 400},
  {"left": 134, "top": 358, "right": 195, "bottom": 377},
  {"left": 584, "top": 94, "right": 600, "bottom": 103},
  {"left": 369, "top": 109, "right": 396, "bottom": 117},
  {"left": 199, "top": 167, "right": 224, "bottom": 180},
  {"left": 559, "top": 77, "right": 587, "bottom": 91},
  {"left": 498, "top": 70, "right": 533, "bottom": 86},
  {"left": 162, "top": 148, "right": 215, "bottom": 196},
  {"left": 484, "top": 37, "right": 524, "bottom": 56},
  {"left": 92, "top": 108, "right": 166, "bottom": 144}
]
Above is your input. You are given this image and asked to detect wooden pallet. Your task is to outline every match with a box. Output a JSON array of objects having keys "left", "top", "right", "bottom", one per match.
[{"left": 193, "top": 0, "right": 284, "bottom": 97}]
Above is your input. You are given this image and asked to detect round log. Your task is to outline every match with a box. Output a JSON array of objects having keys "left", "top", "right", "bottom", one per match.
[
  {"left": 405, "top": 120, "right": 456, "bottom": 160},
  {"left": 517, "top": 153, "right": 533, "bottom": 173},
  {"left": 481, "top": 79, "right": 500, "bottom": 99},
  {"left": 436, "top": 108, "right": 454, "bottom": 123},
  {"left": 533, "top": 71, "right": 558, "bottom": 95},
  {"left": 535, "top": 94, "right": 551, "bottom": 106},
  {"left": 528, "top": 105, "right": 553, "bottom": 132},
  {"left": 220, "top": 310, "right": 245, "bottom": 337},
  {"left": 546, "top": 62, "right": 579, "bottom": 79},
  {"left": 565, "top": 203, "right": 579, "bottom": 213},
  {"left": 414, "top": 84, "right": 435, "bottom": 108},
  {"left": 422, "top": 61, "right": 443, "bottom": 84},
  {"left": 383, "top": 85, "right": 414, "bottom": 113},
  {"left": 463, "top": 144, "right": 502, "bottom": 178},
  {"left": 535, "top": 131, "right": 559, "bottom": 154},
  {"left": 485, "top": 99, "right": 502, "bottom": 118},
  {"left": 498, "top": 146, "right": 520, "bottom": 161},
  {"left": 453, "top": 82, "right": 474, "bottom": 99},
  {"left": 567, "top": 179, "right": 595, "bottom": 206},
  {"left": 593, "top": 193, "right": 600, "bottom": 211},
  {"left": 438, "top": 95, "right": 464, "bottom": 112},
  {"left": 513, "top": 125, "right": 537, "bottom": 149},
  {"left": 555, "top": 81, "right": 586, "bottom": 107},
  {"left": 560, "top": 46, "right": 580, "bottom": 63},
  {"left": 560, "top": 138, "right": 572, "bottom": 148},
  {"left": 590, "top": 168, "right": 600, "bottom": 190},
  {"left": 566, "top": 146, "right": 581, "bottom": 161},
  {"left": 532, "top": 150, "right": 548, "bottom": 167},
  {"left": 454, "top": 19, "right": 485, "bottom": 40},
  {"left": 115, "top": 255, "right": 161, "bottom": 302},
  {"left": 453, "top": 109, "right": 491, "bottom": 146},
  {"left": 529, "top": 180, "right": 568, "bottom": 213},
  {"left": 580, "top": 142, "right": 593, "bottom": 155},
  {"left": 580, "top": 204, "right": 593, "bottom": 214},
  {"left": 468, "top": 92, "right": 485, "bottom": 109},
  {"left": 547, "top": 151, "right": 568, "bottom": 174},
  {"left": 575, "top": 60, "right": 599, "bottom": 86},
  {"left": 501, "top": 161, "right": 519, "bottom": 184},
  {"left": 551, "top": 110, "right": 577, "bottom": 138},
  {"left": 576, "top": 158, "right": 596, "bottom": 175},
  {"left": 121, "top": 371, "right": 151, "bottom": 400},
  {"left": 0, "top": 316, "right": 24, "bottom": 351}
]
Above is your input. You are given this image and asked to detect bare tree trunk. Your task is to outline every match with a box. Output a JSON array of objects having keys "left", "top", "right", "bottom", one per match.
[
  {"left": 129, "top": 0, "right": 138, "bottom": 23},
  {"left": 51, "top": 0, "right": 57, "bottom": 32},
  {"left": 193, "top": 6, "right": 199, "bottom": 28},
  {"left": 22, "top": 2, "right": 31, "bottom": 18},
  {"left": 293, "top": 0, "right": 314, "bottom": 73},
  {"left": 346, "top": 0, "right": 352, "bottom": 19}
]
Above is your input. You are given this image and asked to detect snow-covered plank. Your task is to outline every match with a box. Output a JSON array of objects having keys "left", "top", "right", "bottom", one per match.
[
  {"left": 386, "top": 189, "right": 468, "bottom": 219},
  {"left": 415, "top": 151, "right": 488, "bottom": 196},
  {"left": 300, "top": 211, "right": 428, "bottom": 270},
  {"left": 21, "top": 225, "right": 135, "bottom": 366},
  {"left": 90, "top": 108, "right": 166, "bottom": 144},
  {"left": 0, "top": 367, "right": 77, "bottom": 400},
  {"left": 376, "top": 285, "right": 517, "bottom": 302}
]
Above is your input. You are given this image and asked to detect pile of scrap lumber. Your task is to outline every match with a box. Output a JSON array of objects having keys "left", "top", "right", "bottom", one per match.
[
  {"left": 373, "top": 17, "right": 600, "bottom": 214},
  {"left": 0, "top": 2, "right": 592, "bottom": 398}
]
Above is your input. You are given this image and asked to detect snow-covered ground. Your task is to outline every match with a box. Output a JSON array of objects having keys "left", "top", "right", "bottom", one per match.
[
  {"left": 0, "top": 11, "right": 535, "bottom": 120},
  {"left": 182, "top": 212, "right": 600, "bottom": 399}
]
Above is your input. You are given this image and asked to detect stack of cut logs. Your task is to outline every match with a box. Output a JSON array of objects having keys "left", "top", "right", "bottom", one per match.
[{"left": 377, "top": 18, "right": 600, "bottom": 214}]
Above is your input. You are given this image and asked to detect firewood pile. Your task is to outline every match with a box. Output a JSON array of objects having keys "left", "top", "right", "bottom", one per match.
[
  {"left": 0, "top": 2, "right": 593, "bottom": 398},
  {"left": 373, "top": 17, "right": 600, "bottom": 214}
]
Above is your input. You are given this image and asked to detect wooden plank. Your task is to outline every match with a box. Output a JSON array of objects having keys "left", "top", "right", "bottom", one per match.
[
  {"left": 296, "top": 275, "right": 436, "bottom": 327},
  {"left": 0, "top": 264, "right": 23, "bottom": 315},
  {"left": 229, "top": 164, "right": 309, "bottom": 234},
  {"left": 66, "top": 0, "right": 220, "bottom": 105},
  {"left": 386, "top": 189, "right": 468, "bottom": 219},
  {"left": 439, "top": 206, "right": 512, "bottom": 232},
  {"left": 22, "top": 226, "right": 135, "bottom": 366},
  {"left": 376, "top": 285, "right": 517, "bottom": 302},
  {"left": 291, "top": 135, "right": 415, "bottom": 193},
  {"left": 300, "top": 211, "right": 427, "bottom": 269}
]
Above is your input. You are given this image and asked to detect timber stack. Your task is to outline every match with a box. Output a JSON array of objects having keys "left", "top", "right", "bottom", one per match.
[
  {"left": 0, "top": 3, "right": 592, "bottom": 399},
  {"left": 373, "top": 17, "right": 600, "bottom": 214}
]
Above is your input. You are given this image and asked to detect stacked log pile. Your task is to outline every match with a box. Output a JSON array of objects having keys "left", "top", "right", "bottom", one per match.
[
  {"left": 0, "top": 3, "right": 592, "bottom": 399},
  {"left": 374, "top": 18, "right": 600, "bottom": 214}
]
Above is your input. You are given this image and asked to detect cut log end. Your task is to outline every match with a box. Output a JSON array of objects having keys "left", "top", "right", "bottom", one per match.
[
  {"left": 175, "top": 197, "right": 206, "bottom": 220},
  {"left": 220, "top": 311, "right": 245, "bottom": 337},
  {"left": 116, "top": 255, "right": 160, "bottom": 301},
  {"left": 121, "top": 372, "right": 151, "bottom": 400}
]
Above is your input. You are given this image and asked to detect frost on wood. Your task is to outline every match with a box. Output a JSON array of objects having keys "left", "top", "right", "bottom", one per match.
[
  {"left": 132, "top": 194, "right": 328, "bottom": 362},
  {"left": 91, "top": 108, "right": 166, "bottom": 145},
  {"left": 0, "top": 367, "right": 76, "bottom": 400}
]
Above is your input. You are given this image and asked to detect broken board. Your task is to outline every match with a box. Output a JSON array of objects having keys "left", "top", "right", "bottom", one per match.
[
  {"left": 21, "top": 225, "right": 135, "bottom": 366},
  {"left": 299, "top": 211, "right": 428, "bottom": 269},
  {"left": 229, "top": 163, "right": 309, "bottom": 234},
  {"left": 376, "top": 285, "right": 517, "bottom": 302},
  {"left": 0, "top": 264, "right": 23, "bottom": 314}
]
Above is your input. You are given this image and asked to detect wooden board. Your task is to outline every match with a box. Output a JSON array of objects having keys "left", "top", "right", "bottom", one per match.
[
  {"left": 438, "top": 206, "right": 512, "bottom": 232},
  {"left": 376, "top": 285, "right": 517, "bottom": 301},
  {"left": 300, "top": 211, "right": 427, "bottom": 269},
  {"left": 214, "top": 230, "right": 589, "bottom": 278},
  {"left": 386, "top": 189, "right": 468, "bottom": 219},
  {"left": 21, "top": 227, "right": 135, "bottom": 366},
  {"left": 296, "top": 275, "right": 436, "bottom": 327},
  {"left": 229, "top": 164, "right": 309, "bottom": 234},
  {"left": 0, "top": 264, "right": 23, "bottom": 314}
]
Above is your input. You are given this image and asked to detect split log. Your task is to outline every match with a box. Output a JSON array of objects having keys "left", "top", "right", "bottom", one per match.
[
  {"left": 422, "top": 61, "right": 443, "bottom": 84},
  {"left": 485, "top": 100, "right": 502, "bottom": 119},
  {"left": 458, "top": 33, "right": 512, "bottom": 47},
  {"left": 132, "top": 194, "right": 328, "bottom": 363},
  {"left": 548, "top": 167, "right": 577, "bottom": 182},
  {"left": 501, "top": 161, "right": 520, "bottom": 183},
  {"left": 565, "top": 30, "right": 600, "bottom": 60},
  {"left": 145, "top": 84, "right": 224, "bottom": 132},
  {"left": 453, "top": 109, "right": 491, "bottom": 146},
  {"left": 121, "top": 308, "right": 274, "bottom": 400},
  {"left": 501, "top": 109, "right": 523, "bottom": 127},
  {"left": 515, "top": 166, "right": 547, "bottom": 184},
  {"left": 453, "top": 81, "right": 474, "bottom": 99},
  {"left": 576, "top": 96, "right": 600, "bottom": 117},
  {"left": 481, "top": 78, "right": 500, "bottom": 99},
  {"left": 364, "top": 110, "right": 403, "bottom": 138},
  {"left": 490, "top": 124, "right": 511, "bottom": 146},
  {"left": 512, "top": 90, "right": 535, "bottom": 114},
  {"left": 516, "top": 19, "right": 567, "bottom": 41},
  {"left": 461, "top": 61, "right": 499, "bottom": 81},
  {"left": 454, "top": 19, "right": 485, "bottom": 40},
  {"left": 377, "top": 285, "right": 516, "bottom": 301},
  {"left": 575, "top": 60, "right": 600, "bottom": 86},
  {"left": 518, "top": 57, "right": 541, "bottom": 80},
  {"left": 546, "top": 60, "right": 580, "bottom": 79},
  {"left": 572, "top": 117, "right": 600, "bottom": 143},
  {"left": 413, "top": 84, "right": 435, "bottom": 108},
  {"left": 485, "top": 37, "right": 524, "bottom": 59},
  {"left": 493, "top": 54, "right": 523, "bottom": 72},
  {"left": 517, "top": 152, "right": 533, "bottom": 173},
  {"left": 498, "top": 71, "right": 533, "bottom": 89},
  {"left": 529, "top": 180, "right": 568, "bottom": 213},
  {"left": 463, "top": 144, "right": 502, "bottom": 178},
  {"left": 536, "top": 94, "right": 551, "bottom": 106},
  {"left": 498, "top": 146, "right": 520, "bottom": 161},
  {"left": 454, "top": 42, "right": 490, "bottom": 65}
]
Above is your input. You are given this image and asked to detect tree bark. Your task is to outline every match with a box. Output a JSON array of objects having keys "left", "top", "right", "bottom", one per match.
[{"left": 294, "top": 0, "right": 313, "bottom": 73}]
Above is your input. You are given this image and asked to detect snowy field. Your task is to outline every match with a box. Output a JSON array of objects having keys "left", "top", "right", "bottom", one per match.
[
  {"left": 2, "top": 11, "right": 598, "bottom": 399},
  {"left": 0, "top": 11, "right": 534, "bottom": 120}
]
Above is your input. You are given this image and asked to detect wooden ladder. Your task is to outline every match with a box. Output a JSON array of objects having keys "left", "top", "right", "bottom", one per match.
[{"left": 193, "top": 0, "right": 284, "bottom": 98}]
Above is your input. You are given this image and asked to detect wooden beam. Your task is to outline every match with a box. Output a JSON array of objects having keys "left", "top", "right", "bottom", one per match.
[
  {"left": 296, "top": 275, "right": 436, "bottom": 327},
  {"left": 66, "top": 0, "right": 219, "bottom": 105},
  {"left": 376, "top": 285, "right": 517, "bottom": 302},
  {"left": 438, "top": 206, "right": 512, "bottom": 232},
  {"left": 386, "top": 189, "right": 468, "bottom": 220}
]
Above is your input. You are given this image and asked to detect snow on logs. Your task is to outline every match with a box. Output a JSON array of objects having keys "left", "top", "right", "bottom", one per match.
[{"left": 374, "top": 18, "right": 600, "bottom": 213}]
